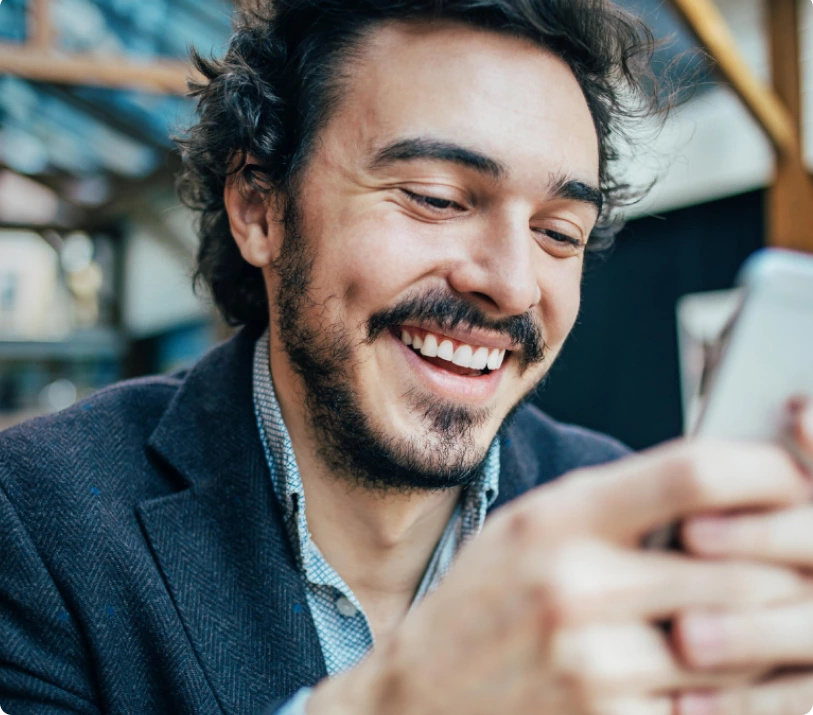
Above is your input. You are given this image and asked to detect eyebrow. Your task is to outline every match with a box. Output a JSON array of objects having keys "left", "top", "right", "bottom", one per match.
[
  {"left": 370, "top": 138, "right": 506, "bottom": 180},
  {"left": 370, "top": 137, "right": 604, "bottom": 215},
  {"left": 549, "top": 173, "right": 604, "bottom": 216}
]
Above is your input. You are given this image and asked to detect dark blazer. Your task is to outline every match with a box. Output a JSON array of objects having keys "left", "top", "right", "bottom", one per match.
[{"left": 0, "top": 325, "right": 629, "bottom": 715}]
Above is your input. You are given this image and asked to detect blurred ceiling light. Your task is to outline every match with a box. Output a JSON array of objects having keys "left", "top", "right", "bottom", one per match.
[{"left": 0, "top": 171, "right": 60, "bottom": 225}]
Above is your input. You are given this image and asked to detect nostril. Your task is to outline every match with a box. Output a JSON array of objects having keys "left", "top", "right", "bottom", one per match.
[{"left": 469, "top": 291, "right": 500, "bottom": 311}]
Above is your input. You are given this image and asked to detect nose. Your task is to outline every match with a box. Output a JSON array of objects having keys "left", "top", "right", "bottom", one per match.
[{"left": 446, "top": 213, "right": 542, "bottom": 317}]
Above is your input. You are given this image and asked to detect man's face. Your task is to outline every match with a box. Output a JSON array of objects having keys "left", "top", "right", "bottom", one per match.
[{"left": 267, "top": 21, "right": 601, "bottom": 490}]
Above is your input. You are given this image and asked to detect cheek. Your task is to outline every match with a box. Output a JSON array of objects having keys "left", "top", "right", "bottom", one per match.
[
  {"left": 538, "top": 258, "right": 583, "bottom": 349},
  {"left": 312, "top": 204, "right": 444, "bottom": 309}
]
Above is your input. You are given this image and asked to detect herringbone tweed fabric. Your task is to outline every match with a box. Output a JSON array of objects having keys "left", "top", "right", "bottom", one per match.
[{"left": 0, "top": 323, "right": 629, "bottom": 714}]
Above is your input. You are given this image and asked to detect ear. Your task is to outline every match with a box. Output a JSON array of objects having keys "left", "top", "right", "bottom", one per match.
[{"left": 223, "top": 164, "right": 284, "bottom": 268}]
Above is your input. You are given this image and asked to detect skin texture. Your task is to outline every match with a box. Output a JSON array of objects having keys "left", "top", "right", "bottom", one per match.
[{"left": 223, "top": 18, "right": 813, "bottom": 715}]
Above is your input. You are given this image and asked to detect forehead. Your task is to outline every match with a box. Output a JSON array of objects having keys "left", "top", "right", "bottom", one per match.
[{"left": 318, "top": 20, "right": 600, "bottom": 185}]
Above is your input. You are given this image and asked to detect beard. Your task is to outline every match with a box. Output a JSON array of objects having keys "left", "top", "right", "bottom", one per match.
[{"left": 272, "top": 200, "right": 549, "bottom": 494}]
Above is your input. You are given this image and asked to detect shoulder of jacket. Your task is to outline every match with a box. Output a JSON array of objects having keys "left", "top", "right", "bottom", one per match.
[
  {"left": 496, "top": 403, "right": 631, "bottom": 505},
  {"left": 0, "top": 373, "right": 185, "bottom": 514}
]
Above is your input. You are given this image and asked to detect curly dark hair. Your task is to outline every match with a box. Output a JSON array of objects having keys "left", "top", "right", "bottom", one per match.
[{"left": 175, "top": 0, "right": 663, "bottom": 326}]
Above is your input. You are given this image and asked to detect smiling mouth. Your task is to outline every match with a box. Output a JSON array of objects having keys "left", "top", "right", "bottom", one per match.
[{"left": 393, "top": 326, "right": 510, "bottom": 377}]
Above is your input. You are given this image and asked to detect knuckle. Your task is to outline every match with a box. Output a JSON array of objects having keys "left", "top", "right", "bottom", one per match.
[
  {"left": 660, "top": 444, "right": 718, "bottom": 507},
  {"left": 493, "top": 499, "right": 546, "bottom": 550},
  {"left": 504, "top": 505, "right": 538, "bottom": 544},
  {"left": 373, "top": 641, "right": 414, "bottom": 712},
  {"left": 528, "top": 582, "right": 562, "bottom": 637},
  {"left": 542, "top": 548, "right": 590, "bottom": 624},
  {"left": 553, "top": 626, "right": 617, "bottom": 696},
  {"left": 558, "top": 667, "right": 601, "bottom": 706}
]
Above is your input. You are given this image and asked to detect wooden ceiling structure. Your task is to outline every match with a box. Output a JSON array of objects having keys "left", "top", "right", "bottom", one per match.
[
  {"left": 0, "top": 0, "right": 199, "bottom": 93},
  {"left": 671, "top": 0, "right": 813, "bottom": 253},
  {"left": 1, "top": 0, "right": 812, "bottom": 253}
]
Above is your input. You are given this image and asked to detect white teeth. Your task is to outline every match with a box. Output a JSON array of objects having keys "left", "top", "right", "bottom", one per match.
[
  {"left": 437, "top": 339, "right": 455, "bottom": 361},
  {"left": 486, "top": 348, "right": 503, "bottom": 371},
  {"left": 452, "top": 344, "right": 473, "bottom": 367},
  {"left": 471, "top": 346, "right": 489, "bottom": 370},
  {"left": 420, "top": 333, "right": 439, "bottom": 357},
  {"left": 407, "top": 329, "right": 507, "bottom": 373}
]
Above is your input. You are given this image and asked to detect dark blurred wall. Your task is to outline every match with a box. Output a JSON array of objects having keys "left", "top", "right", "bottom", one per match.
[{"left": 534, "top": 189, "right": 765, "bottom": 451}]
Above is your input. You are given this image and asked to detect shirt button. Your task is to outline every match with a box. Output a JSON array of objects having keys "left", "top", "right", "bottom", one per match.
[{"left": 335, "top": 596, "right": 358, "bottom": 618}]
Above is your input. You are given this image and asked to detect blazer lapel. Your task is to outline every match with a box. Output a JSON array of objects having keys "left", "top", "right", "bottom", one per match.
[
  {"left": 137, "top": 326, "right": 327, "bottom": 714},
  {"left": 492, "top": 419, "right": 543, "bottom": 512}
]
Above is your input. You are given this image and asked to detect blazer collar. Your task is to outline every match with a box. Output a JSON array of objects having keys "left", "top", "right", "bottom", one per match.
[
  {"left": 146, "top": 322, "right": 266, "bottom": 490},
  {"left": 139, "top": 324, "right": 327, "bottom": 713}
]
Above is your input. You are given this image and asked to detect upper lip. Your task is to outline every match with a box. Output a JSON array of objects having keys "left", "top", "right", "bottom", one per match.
[{"left": 398, "top": 322, "right": 517, "bottom": 352}]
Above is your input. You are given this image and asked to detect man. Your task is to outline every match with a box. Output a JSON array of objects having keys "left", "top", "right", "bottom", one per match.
[{"left": 2, "top": 1, "right": 813, "bottom": 713}]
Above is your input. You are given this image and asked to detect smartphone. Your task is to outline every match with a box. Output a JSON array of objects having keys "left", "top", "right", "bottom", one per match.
[
  {"left": 694, "top": 249, "right": 813, "bottom": 445},
  {"left": 647, "top": 248, "right": 813, "bottom": 550}
]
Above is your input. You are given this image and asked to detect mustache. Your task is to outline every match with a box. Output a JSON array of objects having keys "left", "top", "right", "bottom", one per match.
[{"left": 365, "top": 287, "right": 547, "bottom": 371}]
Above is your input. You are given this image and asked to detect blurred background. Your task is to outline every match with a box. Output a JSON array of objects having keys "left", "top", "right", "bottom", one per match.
[{"left": 0, "top": 0, "right": 811, "bottom": 448}]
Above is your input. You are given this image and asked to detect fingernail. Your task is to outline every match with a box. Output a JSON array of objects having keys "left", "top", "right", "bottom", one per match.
[
  {"left": 682, "top": 614, "right": 725, "bottom": 665},
  {"left": 685, "top": 517, "right": 728, "bottom": 551},
  {"left": 680, "top": 693, "right": 714, "bottom": 715}
]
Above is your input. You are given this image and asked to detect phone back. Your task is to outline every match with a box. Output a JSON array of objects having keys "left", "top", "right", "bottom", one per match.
[{"left": 696, "top": 249, "right": 813, "bottom": 442}]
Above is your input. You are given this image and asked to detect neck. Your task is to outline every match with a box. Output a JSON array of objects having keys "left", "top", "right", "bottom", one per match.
[{"left": 268, "top": 334, "right": 461, "bottom": 638}]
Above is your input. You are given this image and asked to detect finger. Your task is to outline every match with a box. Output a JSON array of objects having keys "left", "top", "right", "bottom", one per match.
[
  {"left": 594, "top": 696, "right": 673, "bottom": 715},
  {"left": 684, "top": 506, "right": 813, "bottom": 568},
  {"left": 544, "top": 440, "right": 811, "bottom": 543},
  {"left": 677, "top": 671, "right": 813, "bottom": 715},
  {"left": 677, "top": 601, "right": 813, "bottom": 670},
  {"left": 552, "top": 620, "right": 762, "bottom": 696},
  {"left": 532, "top": 539, "right": 812, "bottom": 625}
]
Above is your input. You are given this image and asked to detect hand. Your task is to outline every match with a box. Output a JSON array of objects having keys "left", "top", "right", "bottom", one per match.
[
  {"left": 669, "top": 401, "right": 813, "bottom": 714},
  {"left": 307, "top": 438, "right": 812, "bottom": 715}
]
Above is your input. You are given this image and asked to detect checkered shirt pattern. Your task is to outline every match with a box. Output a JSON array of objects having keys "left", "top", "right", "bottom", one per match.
[{"left": 251, "top": 329, "right": 500, "bottom": 677}]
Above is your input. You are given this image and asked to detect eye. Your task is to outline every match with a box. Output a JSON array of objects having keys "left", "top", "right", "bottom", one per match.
[
  {"left": 542, "top": 229, "right": 582, "bottom": 247},
  {"left": 533, "top": 227, "right": 586, "bottom": 256},
  {"left": 401, "top": 190, "right": 464, "bottom": 213}
]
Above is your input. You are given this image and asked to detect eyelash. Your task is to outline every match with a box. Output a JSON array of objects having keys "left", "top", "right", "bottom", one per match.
[
  {"left": 402, "top": 190, "right": 462, "bottom": 212},
  {"left": 402, "top": 190, "right": 585, "bottom": 249},
  {"left": 534, "top": 228, "right": 584, "bottom": 248}
]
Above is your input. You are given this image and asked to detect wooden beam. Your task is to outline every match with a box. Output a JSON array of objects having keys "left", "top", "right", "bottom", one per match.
[
  {"left": 767, "top": 0, "right": 813, "bottom": 253},
  {"left": 29, "top": 0, "right": 53, "bottom": 51},
  {"left": 671, "top": 0, "right": 799, "bottom": 158},
  {"left": 0, "top": 46, "right": 199, "bottom": 95}
]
